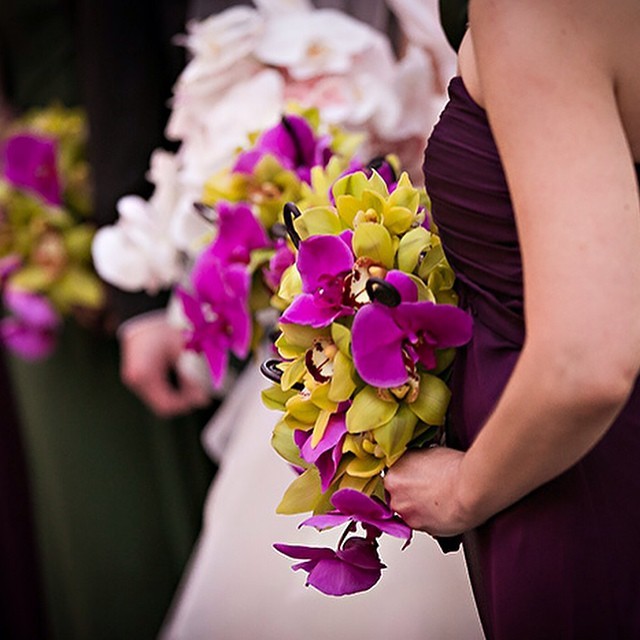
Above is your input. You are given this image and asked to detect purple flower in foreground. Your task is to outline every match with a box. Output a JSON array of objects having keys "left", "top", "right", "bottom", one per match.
[
  {"left": 280, "top": 234, "right": 354, "bottom": 328},
  {"left": 179, "top": 257, "right": 251, "bottom": 387},
  {"left": 209, "top": 201, "right": 270, "bottom": 265},
  {"left": 263, "top": 239, "right": 295, "bottom": 292},
  {"left": 233, "top": 114, "right": 332, "bottom": 184},
  {"left": 2, "top": 134, "right": 62, "bottom": 205},
  {"left": 274, "top": 536, "right": 384, "bottom": 596},
  {"left": 294, "top": 412, "right": 347, "bottom": 491},
  {"left": 351, "top": 273, "right": 473, "bottom": 388},
  {"left": 301, "top": 488, "right": 412, "bottom": 541},
  {"left": 0, "top": 288, "right": 60, "bottom": 360}
]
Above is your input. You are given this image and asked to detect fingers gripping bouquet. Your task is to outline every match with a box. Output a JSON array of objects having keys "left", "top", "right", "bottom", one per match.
[{"left": 261, "top": 167, "right": 473, "bottom": 596}]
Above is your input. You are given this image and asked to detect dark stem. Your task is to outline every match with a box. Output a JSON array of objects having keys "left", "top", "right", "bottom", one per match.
[
  {"left": 365, "top": 277, "right": 401, "bottom": 307},
  {"left": 283, "top": 201, "right": 302, "bottom": 249},
  {"left": 260, "top": 358, "right": 304, "bottom": 391}
]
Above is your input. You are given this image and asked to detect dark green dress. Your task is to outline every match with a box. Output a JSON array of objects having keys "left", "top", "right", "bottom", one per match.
[
  {"left": 7, "top": 325, "right": 215, "bottom": 640},
  {"left": 1, "top": 1, "right": 216, "bottom": 638}
]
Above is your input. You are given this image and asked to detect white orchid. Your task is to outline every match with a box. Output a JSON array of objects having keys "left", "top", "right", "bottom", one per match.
[
  {"left": 254, "top": 9, "right": 387, "bottom": 80},
  {"left": 92, "top": 151, "right": 185, "bottom": 293}
]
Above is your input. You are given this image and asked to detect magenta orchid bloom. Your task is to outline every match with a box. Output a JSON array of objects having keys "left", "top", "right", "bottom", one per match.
[
  {"left": 351, "top": 271, "right": 473, "bottom": 388},
  {"left": 209, "top": 201, "right": 270, "bottom": 265},
  {"left": 274, "top": 536, "right": 384, "bottom": 596},
  {"left": 0, "top": 287, "right": 61, "bottom": 360},
  {"left": 301, "top": 488, "right": 412, "bottom": 541},
  {"left": 294, "top": 412, "right": 347, "bottom": 492},
  {"left": 263, "top": 239, "right": 295, "bottom": 292},
  {"left": 233, "top": 114, "right": 332, "bottom": 184},
  {"left": 2, "top": 134, "right": 62, "bottom": 205},
  {"left": 179, "top": 256, "right": 251, "bottom": 387},
  {"left": 0, "top": 255, "right": 21, "bottom": 284},
  {"left": 280, "top": 234, "right": 355, "bottom": 328}
]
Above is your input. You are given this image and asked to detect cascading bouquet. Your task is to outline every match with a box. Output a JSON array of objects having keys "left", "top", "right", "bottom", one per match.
[
  {"left": 0, "top": 106, "right": 103, "bottom": 359},
  {"left": 260, "top": 168, "right": 473, "bottom": 595}
]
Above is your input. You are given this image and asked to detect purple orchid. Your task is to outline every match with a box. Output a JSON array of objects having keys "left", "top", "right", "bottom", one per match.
[
  {"left": 2, "top": 134, "right": 62, "bottom": 205},
  {"left": 294, "top": 412, "right": 347, "bottom": 492},
  {"left": 274, "top": 536, "right": 384, "bottom": 596},
  {"left": 263, "top": 239, "right": 295, "bottom": 292},
  {"left": 0, "top": 255, "right": 21, "bottom": 284},
  {"left": 280, "top": 234, "right": 355, "bottom": 328},
  {"left": 0, "top": 287, "right": 61, "bottom": 360},
  {"left": 209, "top": 201, "right": 270, "bottom": 265},
  {"left": 233, "top": 114, "right": 332, "bottom": 184},
  {"left": 351, "top": 271, "right": 473, "bottom": 388},
  {"left": 365, "top": 157, "right": 397, "bottom": 189},
  {"left": 179, "top": 255, "right": 251, "bottom": 387},
  {"left": 301, "top": 488, "right": 412, "bottom": 541}
]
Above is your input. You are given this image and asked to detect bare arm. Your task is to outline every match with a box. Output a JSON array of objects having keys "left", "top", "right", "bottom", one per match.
[{"left": 386, "top": 0, "right": 640, "bottom": 534}]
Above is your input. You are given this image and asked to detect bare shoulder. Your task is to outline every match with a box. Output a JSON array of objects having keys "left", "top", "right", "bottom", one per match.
[{"left": 468, "top": 0, "right": 640, "bottom": 156}]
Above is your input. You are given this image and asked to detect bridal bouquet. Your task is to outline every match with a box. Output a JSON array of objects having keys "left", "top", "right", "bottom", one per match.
[
  {"left": 262, "top": 169, "right": 473, "bottom": 595},
  {"left": 0, "top": 106, "right": 103, "bottom": 359}
]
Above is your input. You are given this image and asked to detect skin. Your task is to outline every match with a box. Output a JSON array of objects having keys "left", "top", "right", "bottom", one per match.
[
  {"left": 120, "top": 313, "right": 210, "bottom": 418},
  {"left": 385, "top": 0, "right": 640, "bottom": 536}
]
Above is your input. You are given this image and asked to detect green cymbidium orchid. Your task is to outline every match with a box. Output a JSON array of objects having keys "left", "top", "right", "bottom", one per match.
[
  {"left": 333, "top": 171, "right": 423, "bottom": 237},
  {"left": 203, "top": 155, "right": 303, "bottom": 230}
]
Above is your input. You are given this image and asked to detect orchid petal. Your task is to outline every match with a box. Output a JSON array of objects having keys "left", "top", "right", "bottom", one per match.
[
  {"left": 276, "top": 467, "right": 322, "bottom": 515},
  {"left": 352, "top": 223, "right": 394, "bottom": 269},
  {"left": 300, "top": 412, "right": 346, "bottom": 464},
  {"left": 273, "top": 543, "right": 335, "bottom": 562},
  {"left": 346, "top": 386, "right": 398, "bottom": 434},
  {"left": 397, "top": 226, "right": 432, "bottom": 273},
  {"left": 351, "top": 305, "right": 407, "bottom": 387},
  {"left": 280, "top": 293, "right": 347, "bottom": 328},
  {"left": 300, "top": 513, "right": 350, "bottom": 530},
  {"left": 407, "top": 373, "right": 451, "bottom": 426},
  {"left": 306, "top": 556, "right": 381, "bottom": 596},
  {"left": 0, "top": 318, "right": 56, "bottom": 360},
  {"left": 3, "top": 288, "right": 60, "bottom": 329},
  {"left": 337, "top": 537, "right": 385, "bottom": 570},
  {"left": 3, "top": 134, "right": 62, "bottom": 205},
  {"left": 384, "top": 270, "right": 418, "bottom": 303},
  {"left": 395, "top": 302, "right": 473, "bottom": 351},
  {"left": 297, "top": 234, "right": 354, "bottom": 292}
]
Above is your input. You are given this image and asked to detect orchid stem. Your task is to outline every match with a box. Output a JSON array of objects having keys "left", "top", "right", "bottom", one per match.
[
  {"left": 365, "top": 277, "right": 401, "bottom": 307},
  {"left": 283, "top": 202, "right": 302, "bottom": 249}
]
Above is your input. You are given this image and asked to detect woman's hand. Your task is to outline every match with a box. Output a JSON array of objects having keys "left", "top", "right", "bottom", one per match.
[{"left": 384, "top": 447, "right": 476, "bottom": 537}]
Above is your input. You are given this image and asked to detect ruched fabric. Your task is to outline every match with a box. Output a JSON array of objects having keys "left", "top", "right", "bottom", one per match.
[{"left": 424, "top": 76, "right": 640, "bottom": 640}]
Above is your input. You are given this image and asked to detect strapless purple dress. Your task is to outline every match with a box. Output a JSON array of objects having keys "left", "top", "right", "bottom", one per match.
[{"left": 424, "top": 76, "right": 640, "bottom": 639}]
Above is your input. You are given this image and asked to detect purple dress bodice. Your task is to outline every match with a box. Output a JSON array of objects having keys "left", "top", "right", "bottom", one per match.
[{"left": 423, "top": 76, "right": 640, "bottom": 640}]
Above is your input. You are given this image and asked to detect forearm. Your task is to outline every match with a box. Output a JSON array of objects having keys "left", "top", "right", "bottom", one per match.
[{"left": 457, "top": 344, "right": 635, "bottom": 525}]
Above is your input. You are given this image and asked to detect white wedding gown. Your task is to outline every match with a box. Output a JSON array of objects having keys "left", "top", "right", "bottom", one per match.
[
  {"left": 161, "top": 365, "right": 483, "bottom": 640},
  {"left": 161, "top": 1, "right": 483, "bottom": 637}
]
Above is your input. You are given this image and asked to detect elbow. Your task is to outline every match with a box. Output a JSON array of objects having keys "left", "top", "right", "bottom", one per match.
[
  {"left": 528, "top": 340, "right": 640, "bottom": 416},
  {"left": 574, "top": 364, "right": 638, "bottom": 414}
]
